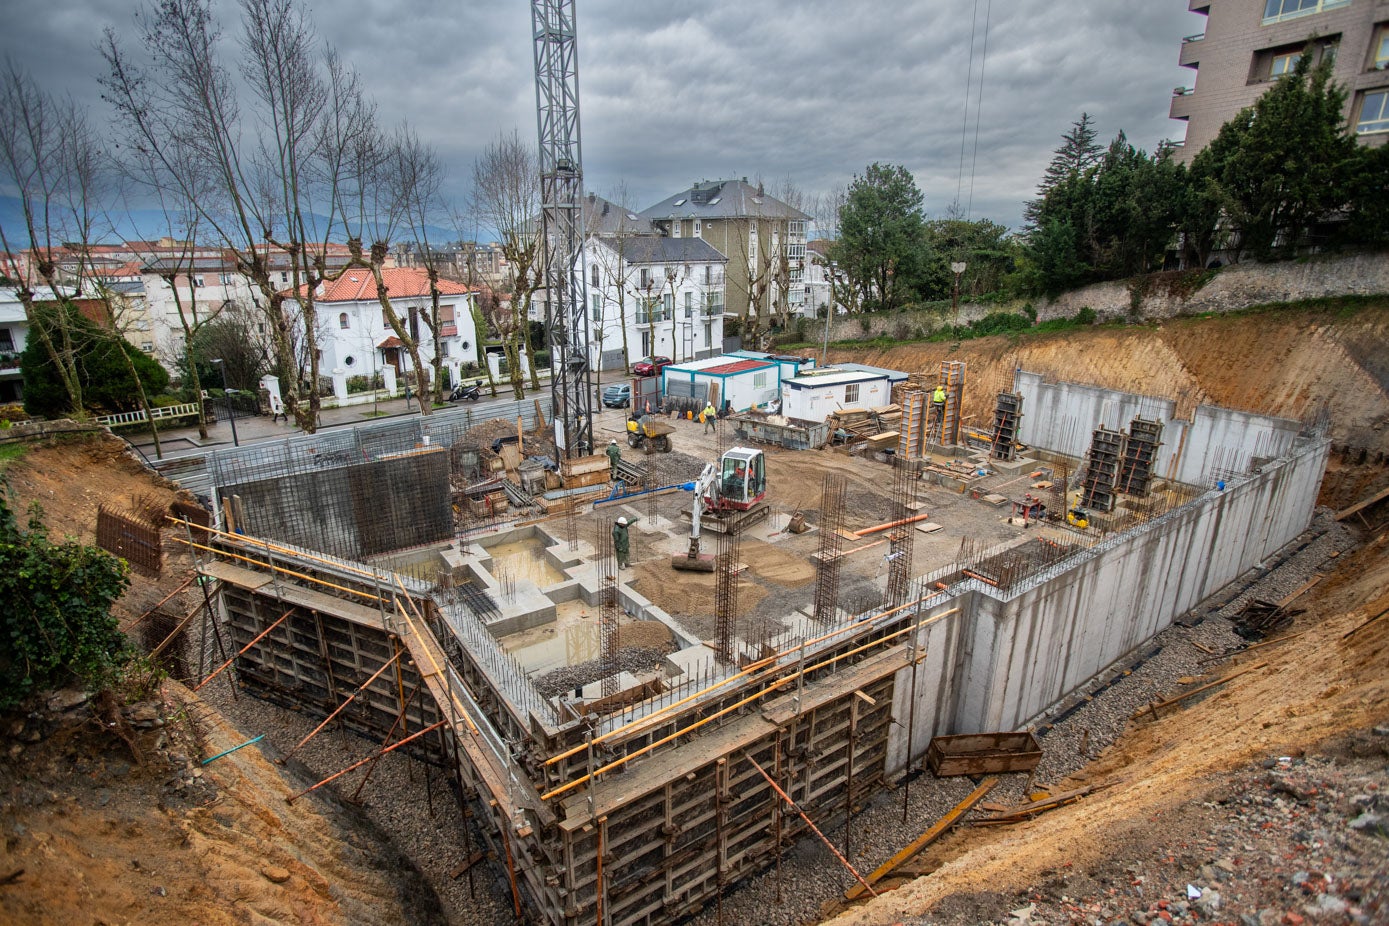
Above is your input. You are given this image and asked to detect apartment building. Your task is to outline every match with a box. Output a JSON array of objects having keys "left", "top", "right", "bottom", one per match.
[
  {"left": 640, "top": 179, "right": 810, "bottom": 324},
  {"left": 578, "top": 234, "right": 726, "bottom": 371},
  {"left": 1170, "top": 0, "right": 1389, "bottom": 162}
]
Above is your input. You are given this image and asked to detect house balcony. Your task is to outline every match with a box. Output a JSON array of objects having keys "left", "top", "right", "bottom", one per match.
[
  {"left": 635, "top": 311, "right": 666, "bottom": 327},
  {"left": 0, "top": 351, "right": 21, "bottom": 373},
  {"left": 1179, "top": 34, "right": 1203, "bottom": 69},
  {"left": 440, "top": 323, "right": 458, "bottom": 337},
  {"left": 1170, "top": 86, "right": 1197, "bottom": 121}
]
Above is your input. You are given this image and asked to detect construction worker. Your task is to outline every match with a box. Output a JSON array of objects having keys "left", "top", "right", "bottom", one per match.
[
  {"left": 605, "top": 438, "right": 622, "bottom": 479},
  {"left": 703, "top": 400, "right": 717, "bottom": 433},
  {"left": 612, "top": 516, "right": 631, "bottom": 569},
  {"left": 931, "top": 383, "right": 947, "bottom": 423}
]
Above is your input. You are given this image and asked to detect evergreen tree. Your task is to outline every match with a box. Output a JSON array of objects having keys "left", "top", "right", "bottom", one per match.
[
  {"left": 1023, "top": 113, "right": 1102, "bottom": 232},
  {"left": 1187, "top": 54, "right": 1358, "bottom": 260},
  {"left": 21, "top": 302, "right": 169, "bottom": 419},
  {"left": 827, "top": 163, "right": 930, "bottom": 313}
]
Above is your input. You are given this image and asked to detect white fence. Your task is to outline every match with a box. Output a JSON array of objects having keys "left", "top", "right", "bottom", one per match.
[{"left": 96, "top": 402, "right": 201, "bottom": 427}]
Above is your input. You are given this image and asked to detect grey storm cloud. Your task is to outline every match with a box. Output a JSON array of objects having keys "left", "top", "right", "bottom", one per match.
[{"left": 0, "top": 0, "right": 1194, "bottom": 234}]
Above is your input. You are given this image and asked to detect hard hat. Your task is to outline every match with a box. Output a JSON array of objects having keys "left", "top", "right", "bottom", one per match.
[
  {"left": 616, "top": 517, "right": 628, "bottom": 526},
  {"left": 610, "top": 438, "right": 617, "bottom": 444}
]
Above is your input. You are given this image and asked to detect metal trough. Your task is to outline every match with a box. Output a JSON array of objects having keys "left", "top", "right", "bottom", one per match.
[{"left": 925, "top": 731, "right": 1043, "bottom": 777}]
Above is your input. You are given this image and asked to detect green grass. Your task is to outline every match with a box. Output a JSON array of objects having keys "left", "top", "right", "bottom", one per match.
[{"left": 0, "top": 443, "right": 28, "bottom": 466}]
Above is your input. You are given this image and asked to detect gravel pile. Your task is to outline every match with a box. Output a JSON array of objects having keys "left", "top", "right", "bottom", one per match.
[{"left": 533, "top": 646, "right": 671, "bottom": 698}]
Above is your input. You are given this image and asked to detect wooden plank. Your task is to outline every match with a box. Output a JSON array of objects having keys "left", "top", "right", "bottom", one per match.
[
  {"left": 844, "top": 777, "right": 998, "bottom": 901},
  {"left": 1138, "top": 661, "right": 1267, "bottom": 720},
  {"left": 1334, "top": 485, "right": 1389, "bottom": 521},
  {"left": 1276, "top": 575, "right": 1322, "bottom": 609}
]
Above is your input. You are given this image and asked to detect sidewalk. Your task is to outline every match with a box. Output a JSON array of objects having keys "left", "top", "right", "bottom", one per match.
[{"left": 131, "top": 387, "right": 530, "bottom": 459}]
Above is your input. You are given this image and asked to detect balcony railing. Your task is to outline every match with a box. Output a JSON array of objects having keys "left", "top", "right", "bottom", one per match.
[
  {"left": 1182, "top": 32, "right": 1205, "bottom": 43},
  {"left": 1173, "top": 86, "right": 1195, "bottom": 96},
  {"left": 635, "top": 310, "right": 666, "bottom": 326}
]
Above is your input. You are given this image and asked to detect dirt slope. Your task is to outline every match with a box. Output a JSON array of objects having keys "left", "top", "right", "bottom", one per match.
[{"left": 834, "top": 300, "right": 1389, "bottom": 507}]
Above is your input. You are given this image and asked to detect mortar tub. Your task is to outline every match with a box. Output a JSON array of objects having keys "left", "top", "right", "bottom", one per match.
[{"left": 925, "top": 731, "right": 1043, "bottom": 777}]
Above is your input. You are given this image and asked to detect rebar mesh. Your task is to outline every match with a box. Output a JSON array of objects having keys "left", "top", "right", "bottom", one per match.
[{"left": 813, "top": 473, "right": 846, "bottom": 623}]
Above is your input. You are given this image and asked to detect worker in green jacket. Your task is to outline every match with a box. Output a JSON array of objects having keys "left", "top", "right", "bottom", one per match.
[
  {"left": 612, "top": 516, "right": 631, "bottom": 569},
  {"left": 606, "top": 438, "right": 622, "bottom": 479}
]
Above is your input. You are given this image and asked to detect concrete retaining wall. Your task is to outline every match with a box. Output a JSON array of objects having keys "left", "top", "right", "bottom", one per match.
[
  {"left": 820, "top": 249, "right": 1389, "bottom": 343},
  {"left": 1014, "top": 370, "right": 1303, "bottom": 486},
  {"left": 886, "top": 431, "right": 1328, "bottom": 773}
]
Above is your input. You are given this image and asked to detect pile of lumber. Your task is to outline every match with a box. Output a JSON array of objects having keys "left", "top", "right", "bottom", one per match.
[
  {"left": 972, "top": 783, "right": 1104, "bottom": 826},
  {"left": 830, "top": 404, "right": 902, "bottom": 441}
]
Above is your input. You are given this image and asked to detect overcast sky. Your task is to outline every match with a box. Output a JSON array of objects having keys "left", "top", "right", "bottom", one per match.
[{"left": 0, "top": 0, "right": 1196, "bottom": 237}]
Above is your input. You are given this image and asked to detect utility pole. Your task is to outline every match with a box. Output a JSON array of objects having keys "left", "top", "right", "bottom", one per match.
[
  {"left": 531, "top": 0, "right": 594, "bottom": 459},
  {"left": 950, "top": 261, "right": 967, "bottom": 326}
]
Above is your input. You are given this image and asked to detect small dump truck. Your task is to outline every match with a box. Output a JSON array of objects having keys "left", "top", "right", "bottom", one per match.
[{"left": 626, "top": 415, "right": 674, "bottom": 453}]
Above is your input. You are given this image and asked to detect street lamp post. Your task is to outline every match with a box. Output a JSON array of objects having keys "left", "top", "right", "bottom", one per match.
[
  {"left": 950, "top": 261, "right": 968, "bottom": 326},
  {"left": 821, "top": 260, "right": 837, "bottom": 366},
  {"left": 210, "top": 358, "right": 239, "bottom": 447}
]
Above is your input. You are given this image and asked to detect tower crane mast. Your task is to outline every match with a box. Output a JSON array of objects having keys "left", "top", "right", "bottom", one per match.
[{"left": 531, "top": 0, "right": 593, "bottom": 458}]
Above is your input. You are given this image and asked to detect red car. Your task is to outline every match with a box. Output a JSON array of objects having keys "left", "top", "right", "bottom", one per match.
[{"left": 632, "top": 355, "right": 672, "bottom": 377}]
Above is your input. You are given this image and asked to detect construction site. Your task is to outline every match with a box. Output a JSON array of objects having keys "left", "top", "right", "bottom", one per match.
[{"left": 159, "top": 352, "right": 1331, "bottom": 926}]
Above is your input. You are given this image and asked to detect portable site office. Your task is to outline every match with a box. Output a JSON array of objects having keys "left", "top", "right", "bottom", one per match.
[{"left": 659, "top": 356, "right": 782, "bottom": 412}]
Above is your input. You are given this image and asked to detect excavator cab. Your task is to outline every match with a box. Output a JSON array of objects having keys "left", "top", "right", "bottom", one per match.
[{"left": 713, "top": 447, "right": 766, "bottom": 511}]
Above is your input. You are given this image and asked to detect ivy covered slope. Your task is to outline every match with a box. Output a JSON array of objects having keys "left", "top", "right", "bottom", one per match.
[{"left": 0, "top": 487, "right": 129, "bottom": 711}]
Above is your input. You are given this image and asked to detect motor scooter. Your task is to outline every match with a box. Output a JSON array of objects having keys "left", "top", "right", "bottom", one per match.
[{"left": 448, "top": 381, "right": 481, "bottom": 402}]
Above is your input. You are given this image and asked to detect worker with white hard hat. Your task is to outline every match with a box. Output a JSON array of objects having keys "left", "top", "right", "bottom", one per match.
[{"left": 612, "top": 516, "right": 631, "bottom": 568}]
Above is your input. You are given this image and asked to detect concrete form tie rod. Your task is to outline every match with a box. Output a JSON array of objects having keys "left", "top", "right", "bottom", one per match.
[
  {"left": 285, "top": 720, "right": 446, "bottom": 804},
  {"left": 744, "top": 754, "right": 877, "bottom": 899},
  {"left": 193, "top": 608, "right": 293, "bottom": 692},
  {"left": 540, "top": 607, "right": 958, "bottom": 802},
  {"left": 280, "top": 650, "right": 404, "bottom": 763}
]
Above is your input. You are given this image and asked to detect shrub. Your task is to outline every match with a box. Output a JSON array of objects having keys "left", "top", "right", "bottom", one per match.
[
  {"left": 0, "top": 490, "right": 129, "bottom": 710},
  {"left": 1074, "top": 306, "right": 1098, "bottom": 326}
]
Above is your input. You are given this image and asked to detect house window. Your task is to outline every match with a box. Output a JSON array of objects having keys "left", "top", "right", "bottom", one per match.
[
  {"left": 0, "top": 329, "right": 12, "bottom": 352},
  {"left": 844, "top": 383, "right": 860, "bottom": 404},
  {"left": 344, "top": 355, "right": 355, "bottom": 367},
  {"left": 664, "top": 293, "right": 674, "bottom": 316},
  {"left": 192, "top": 275, "right": 204, "bottom": 287},
  {"left": 281, "top": 271, "right": 289, "bottom": 283},
  {"left": 753, "top": 372, "right": 768, "bottom": 389},
  {"left": 1374, "top": 28, "right": 1389, "bottom": 70},
  {"left": 703, "top": 322, "right": 712, "bottom": 346},
  {"left": 591, "top": 293, "right": 602, "bottom": 323},
  {"left": 141, "top": 342, "right": 154, "bottom": 353},
  {"left": 684, "top": 292, "right": 694, "bottom": 318},
  {"left": 1357, "top": 89, "right": 1389, "bottom": 133},
  {"left": 1271, "top": 51, "right": 1302, "bottom": 76},
  {"left": 693, "top": 219, "right": 701, "bottom": 237},
  {"left": 1262, "top": 0, "right": 1349, "bottom": 25},
  {"left": 639, "top": 268, "right": 652, "bottom": 289},
  {"left": 339, "top": 312, "right": 350, "bottom": 329},
  {"left": 590, "top": 264, "right": 599, "bottom": 286},
  {"left": 219, "top": 272, "right": 232, "bottom": 285}
]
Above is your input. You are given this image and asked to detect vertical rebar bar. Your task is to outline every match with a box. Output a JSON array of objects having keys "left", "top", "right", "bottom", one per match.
[
  {"left": 715, "top": 524, "right": 740, "bottom": 664},
  {"left": 886, "top": 457, "right": 914, "bottom": 609},
  {"left": 599, "top": 524, "right": 619, "bottom": 699}
]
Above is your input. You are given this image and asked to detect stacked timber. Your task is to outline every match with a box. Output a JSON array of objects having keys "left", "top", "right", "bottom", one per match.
[
  {"left": 871, "top": 404, "right": 902, "bottom": 432},
  {"left": 560, "top": 454, "right": 611, "bottom": 489}
]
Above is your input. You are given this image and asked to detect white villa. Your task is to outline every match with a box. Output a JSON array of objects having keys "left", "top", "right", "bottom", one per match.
[{"left": 579, "top": 235, "right": 727, "bottom": 371}]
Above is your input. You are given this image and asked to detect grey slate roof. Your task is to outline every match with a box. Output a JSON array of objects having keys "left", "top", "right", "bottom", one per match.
[
  {"left": 581, "top": 193, "right": 656, "bottom": 237},
  {"left": 594, "top": 236, "right": 727, "bottom": 265},
  {"left": 639, "top": 179, "right": 811, "bottom": 222}
]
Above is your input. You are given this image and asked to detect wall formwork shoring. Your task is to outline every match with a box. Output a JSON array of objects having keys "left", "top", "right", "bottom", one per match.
[{"left": 195, "top": 380, "right": 1331, "bottom": 926}]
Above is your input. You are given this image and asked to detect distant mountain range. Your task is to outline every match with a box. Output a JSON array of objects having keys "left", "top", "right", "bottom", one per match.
[{"left": 0, "top": 196, "right": 458, "bottom": 251}]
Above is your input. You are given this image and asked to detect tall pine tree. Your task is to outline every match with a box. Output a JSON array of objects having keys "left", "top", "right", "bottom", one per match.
[{"left": 1023, "top": 113, "right": 1103, "bottom": 232}]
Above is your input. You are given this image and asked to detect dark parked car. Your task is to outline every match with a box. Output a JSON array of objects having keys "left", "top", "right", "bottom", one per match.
[
  {"left": 632, "top": 355, "right": 672, "bottom": 377},
  {"left": 601, "top": 383, "right": 631, "bottom": 408}
]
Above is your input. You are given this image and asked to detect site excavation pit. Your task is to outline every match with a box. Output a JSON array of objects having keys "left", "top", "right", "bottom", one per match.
[{"left": 182, "top": 371, "right": 1329, "bottom": 926}]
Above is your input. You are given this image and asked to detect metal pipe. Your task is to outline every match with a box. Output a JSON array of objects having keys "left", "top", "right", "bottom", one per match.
[{"left": 745, "top": 754, "right": 876, "bottom": 899}]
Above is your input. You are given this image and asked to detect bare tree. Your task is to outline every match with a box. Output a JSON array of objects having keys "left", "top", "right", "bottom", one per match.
[
  {"left": 472, "top": 130, "right": 541, "bottom": 400},
  {"left": 584, "top": 182, "right": 648, "bottom": 373},
  {"left": 0, "top": 64, "right": 95, "bottom": 415},
  {"left": 394, "top": 126, "right": 451, "bottom": 405},
  {"left": 662, "top": 262, "right": 691, "bottom": 362},
  {"left": 103, "top": 0, "right": 369, "bottom": 433}
]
